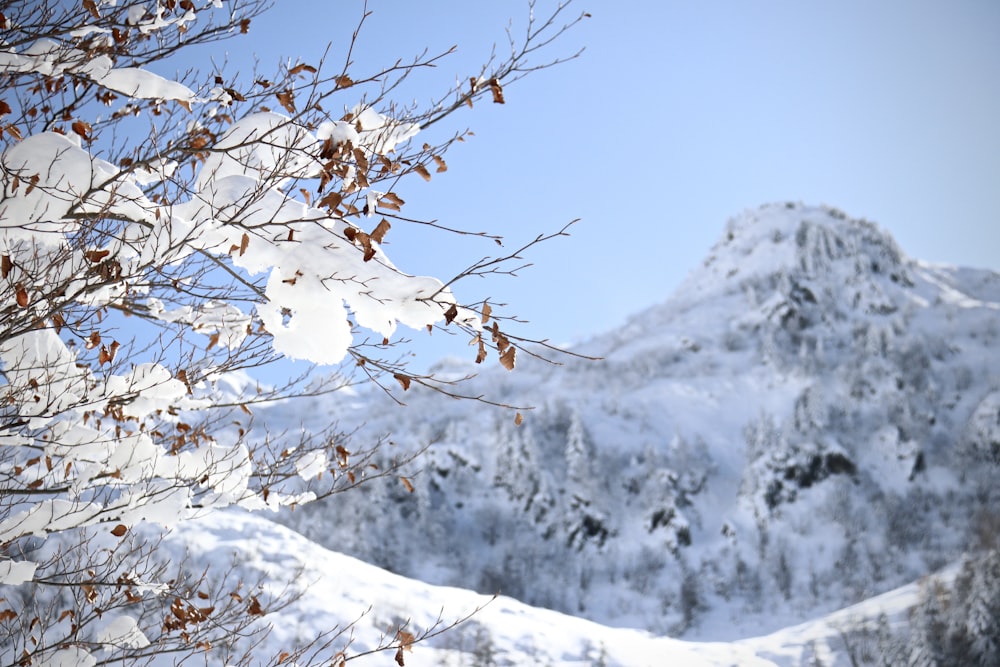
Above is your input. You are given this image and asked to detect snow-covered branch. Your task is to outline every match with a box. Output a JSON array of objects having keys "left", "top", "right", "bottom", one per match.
[{"left": 0, "top": 0, "right": 581, "bottom": 664}]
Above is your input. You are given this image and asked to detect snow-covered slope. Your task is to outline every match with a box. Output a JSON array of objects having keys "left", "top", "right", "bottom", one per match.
[
  {"left": 166, "top": 509, "right": 782, "bottom": 666},
  {"left": 166, "top": 507, "right": 940, "bottom": 666},
  {"left": 268, "top": 203, "right": 1000, "bottom": 645}
]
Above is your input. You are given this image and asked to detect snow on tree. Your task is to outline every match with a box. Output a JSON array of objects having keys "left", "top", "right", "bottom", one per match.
[
  {"left": 879, "top": 550, "right": 1000, "bottom": 667},
  {"left": 563, "top": 407, "right": 592, "bottom": 492},
  {"left": 963, "top": 389, "right": 1000, "bottom": 465},
  {"left": 0, "top": 0, "right": 585, "bottom": 664},
  {"left": 963, "top": 550, "right": 1000, "bottom": 666},
  {"left": 561, "top": 406, "right": 609, "bottom": 550},
  {"left": 906, "top": 580, "right": 947, "bottom": 667}
]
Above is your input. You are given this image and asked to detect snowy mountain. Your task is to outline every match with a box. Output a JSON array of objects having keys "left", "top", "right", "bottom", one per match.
[{"left": 186, "top": 202, "right": 999, "bottom": 664}]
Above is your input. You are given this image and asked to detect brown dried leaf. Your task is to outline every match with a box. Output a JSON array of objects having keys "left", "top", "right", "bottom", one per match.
[
  {"left": 98, "top": 341, "right": 120, "bottom": 365},
  {"left": 86, "top": 331, "right": 101, "bottom": 349},
  {"left": 514, "top": 412, "right": 524, "bottom": 426},
  {"left": 489, "top": 78, "right": 505, "bottom": 104},
  {"left": 413, "top": 163, "right": 431, "bottom": 182},
  {"left": 275, "top": 90, "right": 295, "bottom": 113},
  {"left": 15, "top": 284, "right": 28, "bottom": 308},
  {"left": 82, "top": 0, "right": 100, "bottom": 20},
  {"left": 499, "top": 345, "right": 516, "bottom": 371},
  {"left": 247, "top": 596, "right": 264, "bottom": 616},
  {"left": 400, "top": 477, "right": 415, "bottom": 493},
  {"left": 288, "top": 63, "right": 317, "bottom": 76},
  {"left": 394, "top": 647, "right": 405, "bottom": 666},
  {"left": 432, "top": 155, "right": 448, "bottom": 173},
  {"left": 110, "top": 524, "right": 127, "bottom": 537},
  {"left": 397, "top": 630, "right": 415, "bottom": 649},
  {"left": 481, "top": 302, "right": 491, "bottom": 324},
  {"left": 317, "top": 190, "right": 343, "bottom": 211},
  {"left": 0, "top": 100, "right": 11, "bottom": 116},
  {"left": 370, "top": 218, "right": 391, "bottom": 244},
  {"left": 239, "top": 18, "right": 251, "bottom": 33},
  {"left": 335, "top": 75, "right": 354, "bottom": 89},
  {"left": 71, "top": 120, "right": 92, "bottom": 141},
  {"left": 393, "top": 374, "right": 411, "bottom": 391},
  {"left": 335, "top": 444, "right": 349, "bottom": 468},
  {"left": 381, "top": 191, "right": 405, "bottom": 207},
  {"left": 1, "top": 254, "right": 11, "bottom": 278},
  {"left": 239, "top": 232, "right": 249, "bottom": 256},
  {"left": 377, "top": 196, "right": 401, "bottom": 212},
  {"left": 444, "top": 304, "right": 458, "bottom": 325},
  {"left": 348, "top": 231, "right": 375, "bottom": 260}
]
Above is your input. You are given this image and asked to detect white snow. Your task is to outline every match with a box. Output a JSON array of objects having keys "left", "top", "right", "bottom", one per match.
[
  {"left": 96, "top": 615, "right": 151, "bottom": 650},
  {"left": 0, "top": 559, "right": 37, "bottom": 585},
  {"left": 36, "top": 647, "right": 96, "bottom": 667}
]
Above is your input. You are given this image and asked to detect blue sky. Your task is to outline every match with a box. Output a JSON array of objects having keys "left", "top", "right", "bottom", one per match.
[{"left": 180, "top": 1, "right": 1000, "bottom": 368}]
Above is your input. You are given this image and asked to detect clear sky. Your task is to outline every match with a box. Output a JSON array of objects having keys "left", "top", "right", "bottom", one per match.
[{"left": 176, "top": 1, "right": 1000, "bottom": 368}]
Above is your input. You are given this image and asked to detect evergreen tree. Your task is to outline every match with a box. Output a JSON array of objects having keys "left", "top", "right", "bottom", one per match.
[
  {"left": 564, "top": 407, "right": 594, "bottom": 497},
  {"left": 962, "top": 550, "right": 1000, "bottom": 666},
  {"left": 907, "top": 581, "right": 947, "bottom": 667}
]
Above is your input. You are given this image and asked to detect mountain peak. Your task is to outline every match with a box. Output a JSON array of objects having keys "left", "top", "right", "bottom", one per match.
[
  {"left": 595, "top": 203, "right": 915, "bottom": 367},
  {"left": 674, "top": 202, "right": 910, "bottom": 308}
]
